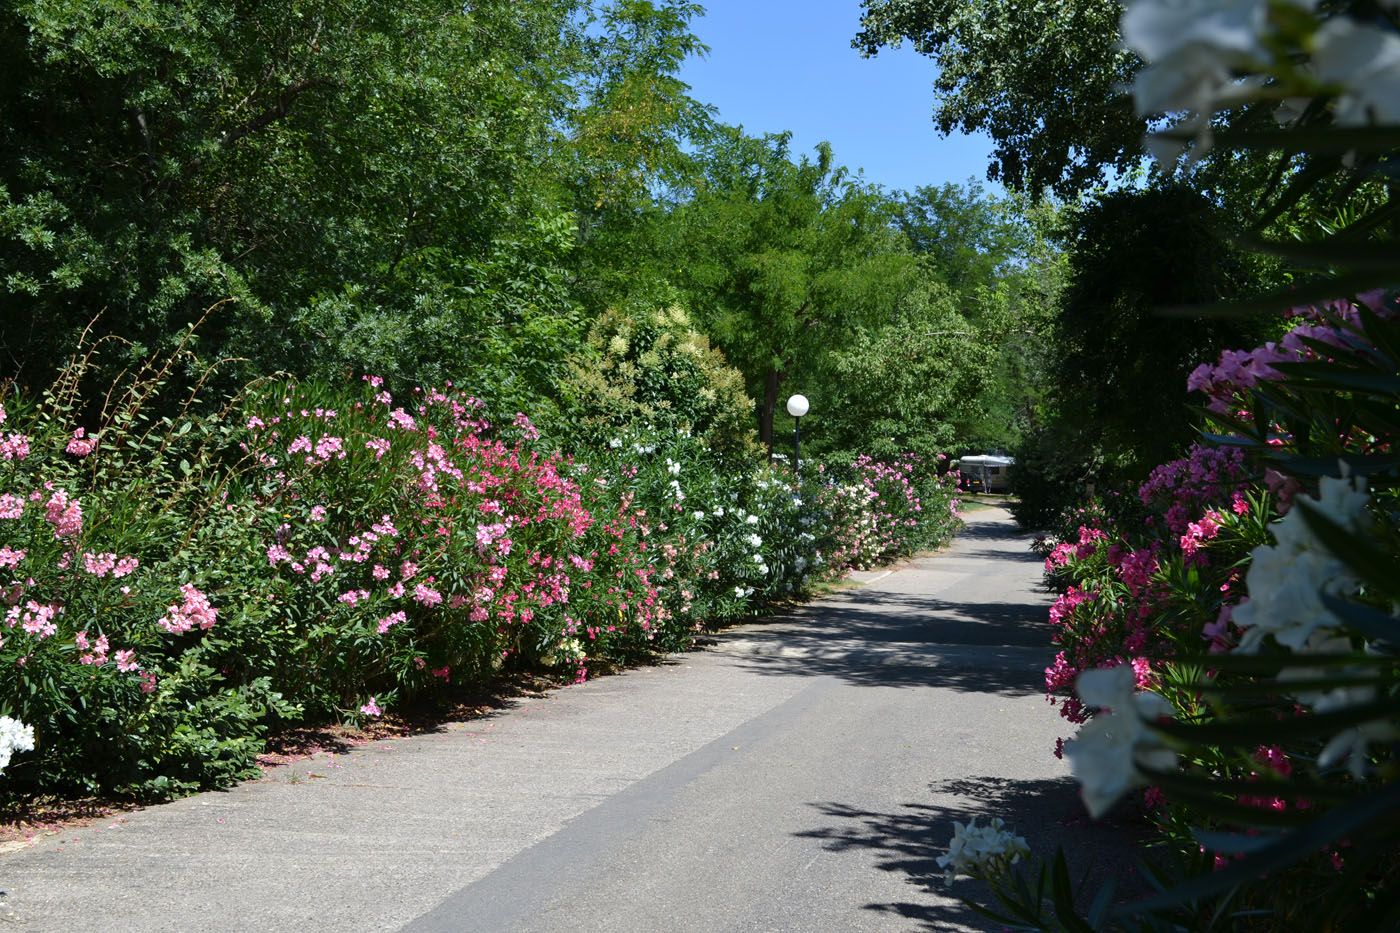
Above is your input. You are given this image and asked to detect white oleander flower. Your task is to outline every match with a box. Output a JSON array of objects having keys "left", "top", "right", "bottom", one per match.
[
  {"left": 1313, "top": 17, "right": 1400, "bottom": 126},
  {"left": 1121, "top": 0, "right": 1316, "bottom": 162},
  {"left": 936, "top": 816, "right": 1031, "bottom": 884},
  {"left": 692, "top": 511, "right": 706, "bottom": 521},
  {"left": 1065, "top": 666, "right": 1177, "bottom": 818},
  {"left": 0, "top": 716, "right": 36, "bottom": 775},
  {"left": 745, "top": 514, "right": 759, "bottom": 525},
  {"left": 746, "top": 533, "right": 763, "bottom": 548},
  {"left": 1234, "top": 473, "right": 1370, "bottom": 652},
  {"left": 1278, "top": 636, "right": 1400, "bottom": 779}
]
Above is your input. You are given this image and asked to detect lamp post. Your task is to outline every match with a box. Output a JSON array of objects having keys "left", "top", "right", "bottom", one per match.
[{"left": 786, "top": 394, "right": 809, "bottom": 475}]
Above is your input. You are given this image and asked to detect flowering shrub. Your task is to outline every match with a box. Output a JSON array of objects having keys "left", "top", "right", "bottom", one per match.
[
  {"left": 958, "top": 293, "right": 1400, "bottom": 928},
  {"left": 0, "top": 342, "right": 960, "bottom": 802}
]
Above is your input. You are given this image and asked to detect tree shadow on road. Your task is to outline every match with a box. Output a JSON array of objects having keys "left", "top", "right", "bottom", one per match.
[
  {"left": 798, "top": 776, "right": 1149, "bottom": 931},
  {"left": 725, "top": 589, "right": 1054, "bottom": 695}
]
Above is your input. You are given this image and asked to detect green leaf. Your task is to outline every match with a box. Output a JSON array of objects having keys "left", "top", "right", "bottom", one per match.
[
  {"left": 1115, "top": 780, "right": 1400, "bottom": 918},
  {"left": 1159, "top": 272, "right": 1400, "bottom": 319},
  {"left": 1191, "top": 829, "right": 1285, "bottom": 855}
]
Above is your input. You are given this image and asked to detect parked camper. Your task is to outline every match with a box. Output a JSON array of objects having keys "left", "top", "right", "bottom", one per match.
[{"left": 954, "top": 454, "right": 1014, "bottom": 494}]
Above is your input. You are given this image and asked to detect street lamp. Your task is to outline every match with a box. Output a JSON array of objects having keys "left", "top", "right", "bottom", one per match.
[{"left": 786, "top": 394, "right": 809, "bottom": 474}]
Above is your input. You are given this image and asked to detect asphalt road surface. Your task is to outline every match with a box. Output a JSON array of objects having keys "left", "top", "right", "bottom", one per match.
[{"left": 0, "top": 507, "right": 1126, "bottom": 932}]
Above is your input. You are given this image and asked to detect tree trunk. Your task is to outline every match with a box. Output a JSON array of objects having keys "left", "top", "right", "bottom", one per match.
[{"left": 759, "top": 367, "right": 781, "bottom": 456}]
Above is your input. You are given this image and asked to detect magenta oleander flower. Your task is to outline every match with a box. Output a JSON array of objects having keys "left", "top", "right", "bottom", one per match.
[{"left": 360, "top": 697, "right": 382, "bottom": 717}]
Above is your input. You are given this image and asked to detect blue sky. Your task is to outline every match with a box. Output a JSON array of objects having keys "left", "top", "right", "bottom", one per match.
[{"left": 677, "top": 0, "right": 1001, "bottom": 195}]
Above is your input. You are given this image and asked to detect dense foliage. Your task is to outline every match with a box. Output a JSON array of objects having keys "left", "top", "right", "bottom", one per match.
[{"left": 0, "top": 344, "right": 962, "bottom": 799}]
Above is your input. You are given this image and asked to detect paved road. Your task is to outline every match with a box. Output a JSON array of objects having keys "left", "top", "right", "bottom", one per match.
[{"left": 0, "top": 507, "right": 1121, "bottom": 931}]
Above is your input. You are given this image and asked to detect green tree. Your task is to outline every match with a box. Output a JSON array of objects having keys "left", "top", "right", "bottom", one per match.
[
  {"left": 854, "top": 0, "right": 1142, "bottom": 195},
  {"left": 812, "top": 281, "right": 990, "bottom": 462},
  {"left": 661, "top": 129, "right": 920, "bottom": 449},
  {"left": 1047, "top": 185, "right": 1271, "bottom": 480},
  {"left": 1, "top": 0, "right": 586, "bottom": 388}
]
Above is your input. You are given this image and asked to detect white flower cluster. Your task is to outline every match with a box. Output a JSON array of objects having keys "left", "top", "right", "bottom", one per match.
[
  {"left": 0, "top": 715, "right": 36, "bottom": 775},
  {"left": 1234, "top": 473, "right": 1397, "bottom": 776},
  {"left": 1064, "top": 666, "right": 1177, "bottom": 818},
  {"left": 1122, "top": 0, "right": 1400, "bottom": 164},
  {"left": 936, "top": 816, "right": 1030, "bottom": 884},
  {"left": 1233, "top": 473, "right": 1370, "bottom": 653}
]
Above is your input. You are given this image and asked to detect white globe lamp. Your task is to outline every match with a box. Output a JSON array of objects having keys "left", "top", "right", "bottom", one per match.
[{"left": 785, "top": 394, "right": 809, "bottom": 474}]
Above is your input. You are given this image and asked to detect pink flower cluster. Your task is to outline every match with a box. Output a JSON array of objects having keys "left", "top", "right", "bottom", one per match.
[
  {"left": 65, "top": 428, "right": 97, "bottom": 457},
  {"left": 1139, "top": 444, "right": 1248, "bottom": 535},
  {"left": 1187, "top": 292, "right": 1394, "bottom": 414},
  {"left": 157, "top": 584, "right": 218, "bottom": 635}
]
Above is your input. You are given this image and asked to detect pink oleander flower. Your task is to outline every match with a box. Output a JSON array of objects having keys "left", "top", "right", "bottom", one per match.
[
  {"left": 65, "top": 428, "right": 96, "bottom": 457},
  {"left": 376, "top": 610, "right": 407, "bottom": 634},
  {"left": 0, "top": 494, "right": 22, "bottom": 520},
  {"left": 113, "top": 556, "right": 139, "bottom": 578},
  {"left": 83, "top": 552, "right": 117, "bottom": 577},
  {"left": 365, "top": 437, "right": 391, "bottom": 459},
  {"left": 266, "top": 544, "right": 292, "bottom": 566},
  {"left": 0, "top": 546, "right": 24, "bottom": 569},
  {"left": 80, "top": 633, "right": 110, "bottom": 666},
  {"left": 158, "top": 584, "right": 218, "bottom": 634},
  {"left": 309, "top": 505, "right": 327, "bottom": 522},
  {"left": 115, "top": 649, "right": 140, "bottom": 672},
  {"left": 43, "top": 489, "right": 83, "bottom": 539},
  {"left": 413, "top": 583, "right": 442, "bottom": 607},
  {"left": 139, "top": 671, "right": 158, "bottom": 694},
  {"left": 360, "top": 697, "right": 382, "bottom": 717},
  {"left": 338, "top": 588, "right": 369, "bottom": 606},
  {"left": 313, "top": 436, "right": 345, "bottom": 461},
  {"left": 287, "top": 435, "right": 313, "bottom": 456},
  {"left": 372, "top": 564, "right": 390, "bottom": 581},
  {"left": 513, "top": 412, "right": 539, "bottom": 441},
  {"left": 14, "top": 601, "right": 59, "bottom": 638},
  {"left": 0, "top": 433, "right": 30, "bottom": 461}
]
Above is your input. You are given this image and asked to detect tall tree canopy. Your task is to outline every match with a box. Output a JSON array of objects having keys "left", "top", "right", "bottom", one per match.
[{"left": 854, "top": 0, "right": 1141, "bottom": 195}]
